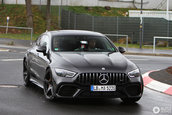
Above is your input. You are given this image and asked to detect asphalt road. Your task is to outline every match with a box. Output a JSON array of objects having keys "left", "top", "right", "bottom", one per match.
[{"left": 0, "top": 47, "right": 172, "bottom": 115}]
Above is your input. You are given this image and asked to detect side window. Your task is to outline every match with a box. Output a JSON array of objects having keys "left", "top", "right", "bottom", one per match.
[
  {"left": 36, "top": 36, "right": 41, "bottom": 46},
  {"left": 39, "top": 35, "right": 49, "bottom": 47}
]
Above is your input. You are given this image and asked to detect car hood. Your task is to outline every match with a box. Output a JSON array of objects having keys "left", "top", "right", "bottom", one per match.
[{"left": 51, "top": 52, "right": 137, "bottom": 73}]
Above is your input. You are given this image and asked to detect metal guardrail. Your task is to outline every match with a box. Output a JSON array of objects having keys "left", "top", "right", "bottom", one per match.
[{"left": 0, "top": 26, "right": 33, "bottom": 45}]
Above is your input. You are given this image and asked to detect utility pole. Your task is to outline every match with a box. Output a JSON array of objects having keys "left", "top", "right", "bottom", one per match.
[
  {"left": 140, "top": 0, "right": 143, "bottom": 49},
  {"left": 39, "top": 0, "right": 42, "bottom": 10},
  {"left": 58, "top": 0, "right": 62, "bottom": 29},
  {"left": 46, "top": 0, "right": 51, "bottom": 30},
  {"left": 25, "top": 0, "right": 33, "bottom": 29},
  {"left": 166, "top": 0, "right": 169, "bottom": 20},
  {"left": 166, "top": 0, "right": 169, "bottom": 47}
]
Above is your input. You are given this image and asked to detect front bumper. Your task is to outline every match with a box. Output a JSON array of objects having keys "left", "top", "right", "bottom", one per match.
[
  {"left": 54, "top": 81, "right": 143, "bottom": 99},
  {"left": 52, "top": 71, "right": 143, "bottom": 98}
]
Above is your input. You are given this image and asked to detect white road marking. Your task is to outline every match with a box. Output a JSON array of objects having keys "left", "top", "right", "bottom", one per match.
[
  {"left": 129, "top": 59, "right": 149, "bottom": 61},
  {"left": 0, "top": 85, "right": 19, "bottom": 88},
  {"left": 0, "top": 59, "right": 23, "bottom": 62},
  {"left": 19, "top": 52, "right": 26, "bottom": 53},
  {"left": 0, "top": 44, "right": 29, "bottom": 49},
  {"left": 0, "top": 49, "right": 9, "bottom": 52}
]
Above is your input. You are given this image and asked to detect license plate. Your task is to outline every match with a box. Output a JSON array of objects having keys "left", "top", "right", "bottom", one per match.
[{"left": 91, "top": 85, "right": 116, "bottom": 92}]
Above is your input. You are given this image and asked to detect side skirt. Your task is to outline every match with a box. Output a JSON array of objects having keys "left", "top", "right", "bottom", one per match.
[{"left": 30, "top": 77, "right": 44, "bottom": 89}]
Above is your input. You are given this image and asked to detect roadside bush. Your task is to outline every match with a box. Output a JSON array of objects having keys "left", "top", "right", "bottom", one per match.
[
  {"left": 118, "top": 37, "right": 131, "bottom": 44},
  {"left": 157, "top": 41, "right": 168, "bottom": 47},
  {"left": 166, "top": 66, "right": 172, "bottom": 74}
]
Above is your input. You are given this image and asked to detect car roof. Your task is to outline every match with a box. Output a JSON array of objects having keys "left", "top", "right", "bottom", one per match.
[{"left": 47, "top": 30, "right": 105, "bottom": 37}]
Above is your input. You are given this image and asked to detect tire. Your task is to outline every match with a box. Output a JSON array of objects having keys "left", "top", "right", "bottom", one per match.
[
  {"left": 43, "top": 69, "right": 56, "bottom": 101},
  {"left": 120, "top": 97, "right": 141, "bottom": 104},
  {"left": 23, "top": 61, "right": 31, "bottom": 87}
]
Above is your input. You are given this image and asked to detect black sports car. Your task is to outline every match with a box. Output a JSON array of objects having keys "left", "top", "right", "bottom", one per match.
[{"left": 23, "top": 30, "right": 143, "bottom": 103}]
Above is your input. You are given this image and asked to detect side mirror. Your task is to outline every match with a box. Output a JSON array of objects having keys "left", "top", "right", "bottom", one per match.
[
  {"left": 118, "top": 47, "right": 126, "bottom": 53},
  {"left": 37, "top": 45, "right": 47, "bottom": 55}
]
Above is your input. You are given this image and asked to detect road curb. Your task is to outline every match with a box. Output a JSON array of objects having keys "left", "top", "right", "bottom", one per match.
[
  {"left": 142, "top": 71, "right": 172, "bottom": 96},
  {"left": 125, "top": 52, "right": 172, "bottom": 57},
  {"left": 0, "top": 44, "right": 29, "bottom": 49}
]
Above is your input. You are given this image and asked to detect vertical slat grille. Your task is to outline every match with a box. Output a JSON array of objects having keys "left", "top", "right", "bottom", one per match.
[{"left": 75, "top": 73, "right": 128, "bottom": 85}]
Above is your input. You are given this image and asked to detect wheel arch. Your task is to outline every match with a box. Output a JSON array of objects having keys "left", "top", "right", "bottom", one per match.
[
  {"left": 45, "top": 66, "right": 52, "bottom": 78},
  {"left": 23, "top": 57, "right": 27, "bottom": 70}
]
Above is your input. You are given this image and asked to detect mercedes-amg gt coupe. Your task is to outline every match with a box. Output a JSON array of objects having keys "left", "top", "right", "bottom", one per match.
[{"left": 23, "top": 30, "right": 143, "bottom": 103}]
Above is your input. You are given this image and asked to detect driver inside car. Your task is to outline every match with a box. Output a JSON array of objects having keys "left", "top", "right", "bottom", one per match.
[{"left": 88, "top": 40, "right": 96, "bottom": 50}]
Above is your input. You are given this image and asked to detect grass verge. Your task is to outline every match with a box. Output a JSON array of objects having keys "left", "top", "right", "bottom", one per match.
[
  {"left": 0, "top": 33, "right": 172, "bottom": 50},
  {"left": 115, "top": 43, "right": 172, "bottom": 50},
  {"left": 63, "top": 6, "right": 133, "bottom": 16},
  {"left": 0, "top": 33, "right": 39, "bottom": 41}
]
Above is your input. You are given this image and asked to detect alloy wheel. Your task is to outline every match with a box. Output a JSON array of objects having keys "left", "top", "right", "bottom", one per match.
[{"left": 44, "top": 72, "right": 55, "bottom": 100}]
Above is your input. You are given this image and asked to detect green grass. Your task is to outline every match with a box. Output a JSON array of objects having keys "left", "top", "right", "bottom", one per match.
[
  {"left": 63, "top": 6, "right": 164, "bottom": 17},
  {"left": 63, "top": 6, "right": 133, "bottom": 16},
  {"left": 39, "top": 5, "right": 59, "bottom": 30},
  {"left": 0, "top": 4, "right": 58, "bottom": 34},
  {"left": 115, "top": 43, "right": 172, "bottom": 50},
  {"left": 0, "top": 33, "right": 39, "bottom": 41},
  {"left": 0, "top": 4, "right": 163, "bottom": 35},
  {"left": 1, "top": 33, "right": 172, "bottom": 50}
]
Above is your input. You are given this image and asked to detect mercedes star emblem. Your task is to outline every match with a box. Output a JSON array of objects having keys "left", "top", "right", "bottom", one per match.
[{"left": 99, "top": 74, "right": 109, "bottom": 84}]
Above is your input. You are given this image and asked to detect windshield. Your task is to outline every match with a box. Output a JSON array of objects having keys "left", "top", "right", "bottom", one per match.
[{"left": 52, "top": 35, "right": 117, "bottom": 52}]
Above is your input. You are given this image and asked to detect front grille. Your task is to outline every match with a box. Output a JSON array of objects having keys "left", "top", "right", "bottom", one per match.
[{"left": 75, "top": 73, "right": 128, "bottom": 85}]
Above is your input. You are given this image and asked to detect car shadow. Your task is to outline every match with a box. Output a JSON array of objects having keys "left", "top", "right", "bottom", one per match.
[{"left": 24, "top": 84, "right": 142, "bottom": 115}]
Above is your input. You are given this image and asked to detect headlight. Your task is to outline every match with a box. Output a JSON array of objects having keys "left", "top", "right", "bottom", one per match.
[
  {"left": 128, "top": 69, "right": 140, "bottom": 78},
  {"left": 55, "top": 69, "right": 76, "bottom": 78}
]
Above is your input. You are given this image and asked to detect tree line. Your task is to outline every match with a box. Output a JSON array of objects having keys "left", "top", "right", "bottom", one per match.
[{"left": 25, "top": 0, "right": 51, "bottom": 31}]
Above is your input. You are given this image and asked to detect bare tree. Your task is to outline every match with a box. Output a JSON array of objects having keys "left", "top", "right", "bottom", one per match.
[
  {"left": 46, "top": 0, "right": 51, "bottom": 30},
  {"left": 25, "top": 0, "right": 33, "bottom": 28}
]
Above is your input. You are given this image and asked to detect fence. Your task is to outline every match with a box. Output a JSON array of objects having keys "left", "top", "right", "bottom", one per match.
[
  {"left": 0, "top": 26, "right": 33, "bottom": 45},
  {"left": 105, "top": 34, "right": 129, "bottom": 51},
  {"left": 61, "top": 9, "right": 172, "bottom": 46},
  {"left": 39, "top": 5, "right": 59, "bottom": 29}
]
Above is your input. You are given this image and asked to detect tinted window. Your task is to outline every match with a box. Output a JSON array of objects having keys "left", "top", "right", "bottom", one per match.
[
  {"left": 40, "top": 35, "right": 49, "bottom": 47},
  {"left": 36, "top": 36, "right": 41, "bottom": 46},
  {"left": 52, "top": 35, "right": 117, "bottom": 52}
]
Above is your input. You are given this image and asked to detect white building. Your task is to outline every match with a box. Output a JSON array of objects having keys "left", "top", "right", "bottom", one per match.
[{"left": 0, "top": 0, "right": 172, "bottom": 10}]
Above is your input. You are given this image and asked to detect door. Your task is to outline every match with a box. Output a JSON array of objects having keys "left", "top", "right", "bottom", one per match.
[
  {"left": 28, "top": 36, "right": 42, "bottom": 79},
  {"left": 34, "top": 34, "right": 51, "bottom": 82}
]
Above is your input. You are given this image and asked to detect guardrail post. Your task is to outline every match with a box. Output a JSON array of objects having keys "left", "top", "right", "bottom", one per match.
[
  {"left": 30, "top": 28, "right": 33, "bottom": 45},
  {"left": 153, "top": 37, "right": 155, "bottom": 53},
  {"left": 92, "top": 16, "right": 94, "bottom": 31},
  {"left": 74, "top": 14, "right": 76, "bottom": 29},
  {"left": 117, "top": 17, "right": 119, "bottom": 43},
  {"left": 126, "top": 35, "right": 128, "bottom": 52},
  {"left": 68, "top": 11, "right": 70, "bottom": 29}
]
